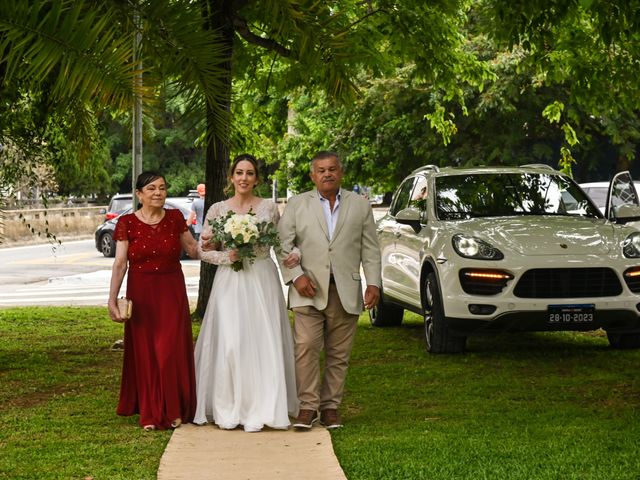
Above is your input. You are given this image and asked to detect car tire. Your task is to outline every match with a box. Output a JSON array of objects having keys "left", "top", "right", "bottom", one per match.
[
  {"left": 368, "top": 289, "right": 404, "bottom": 327},
  {"left": 424, "top": 273, "right": 466, "bottom": 354},
  {"left": 100, "top": 232, "right": 116, "bottom": 258},
  {"left": 606, "top": 331, "right": 640, "bottom": 349}
]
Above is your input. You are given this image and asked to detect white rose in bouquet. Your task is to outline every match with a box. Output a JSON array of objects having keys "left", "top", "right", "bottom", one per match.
[
  {"left": 224, "top": 214, "right": 259, "bottom": 243},
  {"left": 209, "top": 209, "right": 280, "bottom": 271}
]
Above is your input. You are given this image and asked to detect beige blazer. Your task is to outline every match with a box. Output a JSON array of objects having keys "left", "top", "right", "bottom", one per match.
[{"left": 278, "top": 189, "right": 381, "bottom": 315}]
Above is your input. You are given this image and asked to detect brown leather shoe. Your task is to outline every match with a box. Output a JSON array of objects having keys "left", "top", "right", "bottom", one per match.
[
  {"left": 320, "top": 409, "right": 343, "bottom": 429},
  {"left": 293, "top": 409, "right": 318, "bottom": 429}
]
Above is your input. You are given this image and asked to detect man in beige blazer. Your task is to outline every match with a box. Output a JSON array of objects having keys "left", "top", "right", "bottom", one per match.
[{"left": 278, "top": 151, "right": 381, "bottom": 429}]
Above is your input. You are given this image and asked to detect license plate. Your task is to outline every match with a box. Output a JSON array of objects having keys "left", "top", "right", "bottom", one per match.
[{"left": 548, "top": 304, "right": 595, "bottom": 323}]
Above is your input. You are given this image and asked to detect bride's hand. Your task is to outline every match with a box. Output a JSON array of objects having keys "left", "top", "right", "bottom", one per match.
[
  {"left": 228, "top": 250, "right": 240, "bottom": 262},
  {"left": 283, "top": 251, "right": 300, "bottom": 268}
]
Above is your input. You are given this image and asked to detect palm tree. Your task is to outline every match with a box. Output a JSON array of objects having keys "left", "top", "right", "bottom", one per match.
[
  {"left": 193, "top": 0, "right": 379, "bottom": 314},
  {"left": 0, "top": 0, "right": 373, "bottom": 310}
]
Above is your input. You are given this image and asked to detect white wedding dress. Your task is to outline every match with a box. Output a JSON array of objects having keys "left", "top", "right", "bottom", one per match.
[{"left": 193, "top": 199, "right": 298, "bottom": 431}]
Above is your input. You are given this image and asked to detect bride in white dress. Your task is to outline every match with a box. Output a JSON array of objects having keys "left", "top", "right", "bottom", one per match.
[{"left": 194, "top": 154, "right": 299, "bottom": 431}]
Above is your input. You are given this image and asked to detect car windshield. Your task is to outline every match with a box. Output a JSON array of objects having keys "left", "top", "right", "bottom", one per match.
[{"left": 435, "top": 173, "right": 601, "bottom": 220}]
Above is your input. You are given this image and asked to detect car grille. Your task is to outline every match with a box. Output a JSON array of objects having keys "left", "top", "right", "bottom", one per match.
[{"left": 514, "top": 268, "right": 622, "bottom": 298}]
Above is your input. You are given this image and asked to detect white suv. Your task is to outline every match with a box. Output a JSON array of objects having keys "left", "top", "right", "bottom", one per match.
[{"left": 373, "top": 164, "right": 640, "bottom": 353}]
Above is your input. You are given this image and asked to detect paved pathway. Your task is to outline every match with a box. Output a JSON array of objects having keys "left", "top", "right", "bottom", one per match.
[{"left": 157, "top": 423, "right": 347, "bottom": 480}]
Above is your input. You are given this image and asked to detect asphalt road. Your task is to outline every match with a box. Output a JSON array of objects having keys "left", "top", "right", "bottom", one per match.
[
  {"left": 0, "top": 206, "right": 387, "bottom": 307},
  {"left": 0, "top": 239, "right": 201, "bottom": 306},
  {"left": 0, "top": 239, "right": 114, "bottom": 285}
]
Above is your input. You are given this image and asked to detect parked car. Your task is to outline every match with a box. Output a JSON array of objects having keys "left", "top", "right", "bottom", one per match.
[
  {"left": 369, "top": 193, "right": 384, "bottom": 205},
  {"left": 373, "top": 164, "right": 640, "bottom": 353},
  {"left": 580, "top": 173, "right": 640, "bottom": 225},
  {"left": 102, "top": 193, "right": 132, "bottom": 220},
  {"left": 95, "top": 198, "right": 195, "bottom": 258}
]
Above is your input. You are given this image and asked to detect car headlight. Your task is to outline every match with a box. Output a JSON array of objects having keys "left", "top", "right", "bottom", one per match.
[
  {"left": 452, "top": 234, "right": 504, "bottom": 260},
  {"left": 623, "top": 232, "right": 640, "bottom": 258}
]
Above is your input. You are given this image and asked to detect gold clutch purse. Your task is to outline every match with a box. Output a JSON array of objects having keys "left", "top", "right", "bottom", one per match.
[{"left": 117, "top": 297, "right": 133, "bottom": 320}]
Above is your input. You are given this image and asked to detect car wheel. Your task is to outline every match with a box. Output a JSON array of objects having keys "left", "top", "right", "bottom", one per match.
[
  {"left": 423, "top": 273, "right": 466, "bottom": 354},
  {"left": 100, "top": 232, "right": 116, "bottom": 258},
  {"left": 606, "top": 331, "right": 640, "bottom": 349},
  {"left": 368, "top": 288, "right": 404, "bottom": 327}
]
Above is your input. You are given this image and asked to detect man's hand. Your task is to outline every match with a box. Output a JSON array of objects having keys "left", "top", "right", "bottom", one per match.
[
  {"left": 293, "top": 275, "right": 317, "bottom": 298},
  {"left": 363, "top": 285, "right": 380, "bottom": 310}
]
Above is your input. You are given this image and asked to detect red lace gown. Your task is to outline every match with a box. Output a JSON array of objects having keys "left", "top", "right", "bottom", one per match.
[{"left": 113, "top": 208, "right": 196, "bottom": 429}]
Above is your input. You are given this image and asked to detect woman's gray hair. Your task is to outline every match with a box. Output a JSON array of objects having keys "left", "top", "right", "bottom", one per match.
[{"left": 310, "top": 151, "right": 343, "bottom": 171}]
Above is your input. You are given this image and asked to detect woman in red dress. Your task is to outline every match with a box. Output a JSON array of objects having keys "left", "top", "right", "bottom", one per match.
[{"left": 107, "top": 171, "right": 199, "bottom": 431}]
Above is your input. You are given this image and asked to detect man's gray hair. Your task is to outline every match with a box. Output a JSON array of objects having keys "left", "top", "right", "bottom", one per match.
[{"left": 310, "top": 151, "right": 343, "bottom": 171}]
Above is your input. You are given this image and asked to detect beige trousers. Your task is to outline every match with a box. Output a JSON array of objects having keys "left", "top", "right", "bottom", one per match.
[{"left": 292, "top": 283, "right": 359, "bottom": 411}]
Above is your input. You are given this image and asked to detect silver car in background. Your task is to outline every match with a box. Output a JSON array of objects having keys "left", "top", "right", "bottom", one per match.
[{"left": 580, "top": 172, "right": 640, "bottom": 230}]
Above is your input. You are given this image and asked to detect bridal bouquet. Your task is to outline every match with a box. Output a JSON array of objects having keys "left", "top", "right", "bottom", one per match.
[{"left": 208, "top": 209, "right": 280, "bottom": 271}]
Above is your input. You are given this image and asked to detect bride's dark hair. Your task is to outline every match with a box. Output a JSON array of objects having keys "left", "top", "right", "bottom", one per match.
[{"left": 224, "top": 154, "right": 261, "bottom": 196}]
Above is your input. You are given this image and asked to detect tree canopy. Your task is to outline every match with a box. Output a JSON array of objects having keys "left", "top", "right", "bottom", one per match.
[{"left": 3, "top": 0, "right": 640, "bottom": 309}]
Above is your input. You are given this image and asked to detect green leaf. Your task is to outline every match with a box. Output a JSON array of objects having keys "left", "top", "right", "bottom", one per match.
[{"left": 542, "top": 102, "right": 564, "bottom": 124}]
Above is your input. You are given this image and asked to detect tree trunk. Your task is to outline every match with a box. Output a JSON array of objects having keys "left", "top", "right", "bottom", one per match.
[
  {"left": 196, "top": 0, "right": 235, "bottom": 318},
  {"left": 616, "top": 153, "right": 631, "bottom": 173}
]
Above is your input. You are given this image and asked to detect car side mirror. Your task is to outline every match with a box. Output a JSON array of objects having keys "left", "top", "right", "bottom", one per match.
[
  {"left": 396, "top": 207, "right": 422, "bottom": 232},
  {"left": 613, "top": 204, "right": 640, "bottom": 223}
]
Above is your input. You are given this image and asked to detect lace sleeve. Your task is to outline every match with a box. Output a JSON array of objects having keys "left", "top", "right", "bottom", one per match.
[
  {"left": 198, "top": 244, "right": 233, "bottom": 265},
  {"left": 197, "top": 202, "right": 234, "bottom": 265}
]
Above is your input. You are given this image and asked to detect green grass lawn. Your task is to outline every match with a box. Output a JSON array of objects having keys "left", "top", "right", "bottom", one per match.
[
  {"left": 0, "top": 307, "right": 175, "bottom": 480},
  {"left": 0, "top": 307, "right": 639, "bottom": 479},
  {"left": 336, "top": 313, "right": 640, "bottom": 480}
]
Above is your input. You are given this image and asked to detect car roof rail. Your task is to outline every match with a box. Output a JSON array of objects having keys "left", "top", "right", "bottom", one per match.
[
  {"left": 521, "top": 163, "right": 556, "bottom": 171},
  {"left": 410, "top": 164, "right": 440, "bottom": 175}
]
